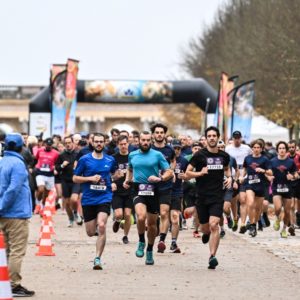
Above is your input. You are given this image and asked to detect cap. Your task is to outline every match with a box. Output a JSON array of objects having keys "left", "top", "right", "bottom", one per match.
[
  {"left": 232, "top": 131, "right": 242, "bottom": 138},
  {"left": 192, "top": 142, "right": 200, "bottom": 148},
  {"left": 5, "top": 133, "right": 24, "bottom": 148},
  {"left": 218, "top": 140, "right": 225, "bottom": 146},
  {"left": 172, "top": 139, "right": 182, "bottom": 148},
  {"left": 44, "top": 137, "right": 53, "bottom": 146}
]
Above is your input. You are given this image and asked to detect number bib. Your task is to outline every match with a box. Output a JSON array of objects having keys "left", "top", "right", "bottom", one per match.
[
  {"left": 118, "top": 163, "right": 128, "bottom": 175},
  {"left": 138, "top": 184, "right": 154, "bottom": 196},
  {"left": 40, "top": 164, "right": 50, "bottom": 172},
  {"left": 276, "top": 184, "right": 289, "bottom": 193},
  {"left": 207, "top": 157, "right": 223, "bottom": 170},
  {"left": 90, "top": 179, "right": 107, "bottom": 191},
  {"left": 248, "top": 174, "right": 260, "bottom": 184},
  {"left": 175, "top": 163, "right": 181, "bottom": 174}
]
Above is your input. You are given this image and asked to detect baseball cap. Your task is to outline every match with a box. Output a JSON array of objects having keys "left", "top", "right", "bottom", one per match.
[
  {"left": 232, "top": 131, "right": 242, "bottom": 138},
  {"left": 192, "top": 142, "right": 200, "bottom": 148},
  {"left": 44, "top": 137, "right": 53, "bottom": 146},
  {"left": 172, "top": 139, "right": 182, "bottom": 148},
  {"left": 5, "top": 133, "right": 24, "bottom": 148},
  {"left": 218, "top": 140, "right": 225, "bottom": 146}
]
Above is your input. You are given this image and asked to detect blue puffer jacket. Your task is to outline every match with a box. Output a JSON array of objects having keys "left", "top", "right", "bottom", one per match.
[{"left": 0, "top": 151, "right": 32, "bottom": 218}]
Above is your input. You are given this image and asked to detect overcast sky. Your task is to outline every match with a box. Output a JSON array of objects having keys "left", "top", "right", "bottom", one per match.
[{"left": 0, "top": 0, "right": 221, "bottom": 85}]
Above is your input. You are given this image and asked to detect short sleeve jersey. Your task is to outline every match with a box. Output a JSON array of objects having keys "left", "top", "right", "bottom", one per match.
[
  {"left": 271, "top": 157, "right": 296, "bottom": 192},
  {"left": 35, "top": 148, "right": 59, "bottom": 176},
  {"left": 172, "top": 155, "right": 189, "bottom": 196},
  {"left": 74, "top": 153, "right": 118, "bottom": 206},
  {"left": 112, "top": 152, "right": 130, "bottom": 196},
  {"left": 189, "top": 148, "right": 230, "bottom": 198},
  {"left": 128, "top": 148, "right": 170, "bottom": 184},
  {"left": 225, "top": 144, "right": 252, "bottom": 169},
  {"left": 243, "top": 155, "right": 271, "bottom": 189}
]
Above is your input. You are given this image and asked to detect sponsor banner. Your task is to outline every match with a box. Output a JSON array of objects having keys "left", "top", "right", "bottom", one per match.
[
  {"left": 84, "top": 80, "right": 173, "bottom": 103},
  {"left": 231, "top": 80, "right": 255, "bottom": 143},
  {"left": 29, "top": 112, "right": 51, "bottom": 138},
  {"left": 51, "top": 69, "right": 67, "bottom": 136},
  {"left": 65, "top": 59, "right": 79, "bottom": 136}
]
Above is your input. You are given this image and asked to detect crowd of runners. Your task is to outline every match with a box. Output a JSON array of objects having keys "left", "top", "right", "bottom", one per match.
[{"left": 1, "top": 124, "right": 300, "bottom": 273}]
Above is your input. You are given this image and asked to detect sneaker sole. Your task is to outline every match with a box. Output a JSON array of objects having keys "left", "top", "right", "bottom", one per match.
[
  {"left": 145, "top": 261, "right": 154, "bottom": 265},
  {"left": 93, "top": 265, "right": 103, "bottom": 270},
  {"left": 208, "top": 259, "right": 218, "bottom": 270},
  {"left": 157, "top": 243, "right": 166, "bottom": 253},
  {"left": 171, "top": 248, "right": 181, "bottom": 253},
  {"left": 136, "top": 252, "right": 144, "bottom": 258}
]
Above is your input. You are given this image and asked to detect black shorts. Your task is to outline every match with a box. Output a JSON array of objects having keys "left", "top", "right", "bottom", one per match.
[
  {"left": 291, "top": 180, "right": 300, "bottom": 199},
  {"left": 55, "top": 175, "right": 62, "bottom": 184},
  {"left": 238, "top": 182, "right": 247, "bottom": 193},
  {"left": 62, "top": 181, "right": 72, "bottom": 198},
  {"left": 170, "top": 196, "right": 182, "bottom": 211},
  {"left": 82, "top": 203, "right": 111, "bottom": 222},
  {"left": 183, "top": 183, "right": 198, "bottom": 208},
  {"left": 246, "top": 188, "right": 265, "bottom": 198},
  {"left": 70, "top": 183, "right": 82, "bottom": 195},
  {"left": 157, "top": 189, "right": 172, "bottom": 206},
  {"left": 272, "top": 191, "right": 292, "bottom": 199},
  {"left": 196, "top": 201, "right": 224, "bottom": 224},
  {"left": 224, "top": 189, "right": 233, "bottom": 202},
  {"left": 112, "top": 194, "right": 133, "bottom": 210}
]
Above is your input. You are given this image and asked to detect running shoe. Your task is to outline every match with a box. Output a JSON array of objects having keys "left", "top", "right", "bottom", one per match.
[
  {"left": 280, "top": 229, "right": 288, "bottom": 238},
  {"left": 273, "top": 219, "right": 280, "bottom": 231},
  {"left": 262, "top": 212, "right": 271, "bottom": 227},
  {"left": 193, "top": 231, "right": 201, "bottom": 238},
  {"left": 76, "top": 215, "right": 83, "bottom": 226},
  {"left": 12, "top": 285, "right": 35, "bottom": 297},
  {"left": 67, "top": 220, "right": 74, "bottom": 228},
  {"left": 157, "top": 241, "right": 166, "bottom": 253},
  {"left": 93, "top": 257, "right": 103, "bottom": 270},
  {"left": 122, "top": 236, "right": 129, "bottom": 244},
  {"left": 239, "top": 225, "right": 247, "bottom": 234},
  {"left": 258, "top": 220, "right": 263, "bottom": 231},
  {"left": 288, "top": 226, "right": 295, "bottom": 236},
  {"left": 208, "top": 255, "right": 218, "bottom": 269},
  {"left": 135, "top": 242, "right": 145, "bottom": 258},
  {"left": 220, "top": 229, "right": 226, "bottom": 238},
  {"left": 145, "top": 251, "right": 154, "bottom": 265},
  {"left": 112, "top": 220, "right": 121, "bottom": 233},
  {"left": 226, "top": 216, "right": 233, "bottom": 229},
  {"left": 249, "top": 225, "right": 257, "bottom": 237},
  {"left": 246, "top": 221, "right": 251, "bottom": 231},
  {"left": 170, "top": 243, "right": 181, "bottom": 253},
  {"left": 232, "top": 220, "right": 238, "bottom": 232},
  {"left": 202, "top": 233, "right": 210, "bottom": 244}
]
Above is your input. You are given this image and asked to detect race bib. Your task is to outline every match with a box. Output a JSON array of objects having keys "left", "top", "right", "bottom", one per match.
[
  {"left": 40, "top": 164, "right": 50, "bottom": 172},
  {"left": 118, "top": 163, "right": 128, "bottom": 174},
  {"left": 248, "top": 174, "right": 260, "bottom": 184},
  {"left": 90, "top": 179, "right": 107, "bottom": 191},
  {"left": 207, "top": 157, "right": 223, "bottom": 170},
  {"left": 175, "top": 163, "right": 181, "bottom": 174},
  {"left": 276, "top": 184, "right": 289, "bottom": 193},
  {"left": 138, "top": 184, "right": 154, "bottom": 196}
]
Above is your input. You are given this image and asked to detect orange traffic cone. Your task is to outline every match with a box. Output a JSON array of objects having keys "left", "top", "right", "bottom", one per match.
[
  {"left": 36, "top": 217, "right": 54, "bottom": 246},
  {"left": 0, "top": 231, "right": 13, "bottom": 300},
  {"left": 35, "top": 229, "right": 55, "bottom": 256}
]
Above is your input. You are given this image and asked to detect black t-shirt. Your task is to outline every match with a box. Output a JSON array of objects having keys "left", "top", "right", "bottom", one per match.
[
  {"left": 189, "top": 148, "right": 230, "bottom": 199},
  {"left": 112, "top": 152, "right": 131, "bottom": 195}
]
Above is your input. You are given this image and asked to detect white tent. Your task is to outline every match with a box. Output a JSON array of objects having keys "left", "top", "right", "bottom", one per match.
[{"left": 250, "top": 114, "right": 289, "bottom": 143}]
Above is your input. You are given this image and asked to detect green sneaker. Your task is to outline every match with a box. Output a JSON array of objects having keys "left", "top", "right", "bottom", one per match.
[
  {"left": 135, "top": 242, "right": 145, "bottom": 258},
  {"left": 280, "top": 229, "right": 288, "bottom": 238},
  {"left": 145, "top": 251, "right": 154, "bottom": 265},
  {"left": 273, "top": 219, "right": 280, "bottom": 231},
  {"left": 93, "top": 257, "right": 103, "bottom": 270}
]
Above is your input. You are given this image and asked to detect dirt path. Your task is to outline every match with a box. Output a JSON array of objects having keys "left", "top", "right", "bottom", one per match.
[{"left": 21, "top": 212, "right": 300, "bottom": 300}]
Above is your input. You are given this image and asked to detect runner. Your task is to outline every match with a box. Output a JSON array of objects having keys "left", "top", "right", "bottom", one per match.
[
  {"left": 239, "top": 140, "right": 272, "bottom": 237},
  {"left": 288, "top": 140, "right": 300, "bottom": 231},
  {"left": 73, "top": 133, "right": 118, "bottom": 270},
  {"left": 111, "top": 135, "right": 133, "bottom": 244},
  {"left": 123, "top": 131, "right": 173, "bottom": 265},
  {"left": 34, "top": 138, "right": 59, "bottom": 211},
  {"left": 170, "top": 139, "right": 188, "bottom": 253},
  {"left": 225, "top": 131, "right": 252, "bottom": 233},
  {"left": 217, "top": 140, "right": 238, "bottom": 238},
  {"left": 55, "top": 136, "right": 82, "bottom": 227},
  {"left": 186, "top": 126, "right": 231, "bottom": 269},
  {"left": 151, "top": 123, "right": 176, "bottom": 253},
  {"left": 271, "top": 141, "right": 298, "bottom": 238}
]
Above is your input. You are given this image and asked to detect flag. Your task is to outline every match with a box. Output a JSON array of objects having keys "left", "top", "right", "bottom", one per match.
[
  {"left": 65, "top": 59, "right": 79, "bottom": 136},
  {"left": 50, "top": 65, "right": 67, "bottom": 136},
  {"left": 231, "top": 80, "right": 255, "bottom": 143}
]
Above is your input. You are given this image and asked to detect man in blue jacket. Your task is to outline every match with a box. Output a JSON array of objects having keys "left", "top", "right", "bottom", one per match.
[{"left": 0, "top": 133, "right": 35, "bottom": 297}]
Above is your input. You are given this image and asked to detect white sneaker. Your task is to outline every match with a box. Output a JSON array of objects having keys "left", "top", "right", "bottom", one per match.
[
  {"left": 76, "top": 215, "right": 83, "bottom": 225},
  {"left": 68, "top": 220, "right": 74, "bottom": 228}
]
